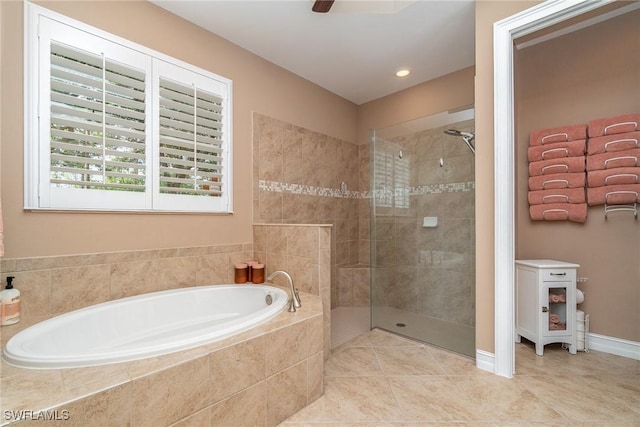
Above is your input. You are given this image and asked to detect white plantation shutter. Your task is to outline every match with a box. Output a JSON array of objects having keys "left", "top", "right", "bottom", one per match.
[
  {"left": 49, "top": 43, "right": 147, "bottom": 192},
  {"left": 25, "top": 5, "right": 232, "bottom": 213},
  {"left": 158, "top": 79, "right": 224, "bottom": 196},
  {"left": 154, "top": 60, "right": 231, "bottom": 212}
]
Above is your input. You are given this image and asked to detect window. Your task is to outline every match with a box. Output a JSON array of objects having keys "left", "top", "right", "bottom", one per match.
[{"left": 24, "top": 4, "right": 233, "bottom": 213}]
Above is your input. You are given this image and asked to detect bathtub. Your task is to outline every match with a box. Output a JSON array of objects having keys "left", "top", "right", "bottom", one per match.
[{"left": 3, "top": 284, "right": 288, "bottom": 369}]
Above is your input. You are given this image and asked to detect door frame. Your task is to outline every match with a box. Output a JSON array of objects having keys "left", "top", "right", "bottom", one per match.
[{"left": 492, "top": 0, "right": 615, "bottom": 378}]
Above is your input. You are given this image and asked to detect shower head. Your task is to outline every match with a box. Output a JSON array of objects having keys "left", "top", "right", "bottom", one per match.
[
  {"left": 445, "top": 129, "right": 474, "bottom": 139},
  {"left": 444, "top": 129, "right": 475, "bottom": 155}
]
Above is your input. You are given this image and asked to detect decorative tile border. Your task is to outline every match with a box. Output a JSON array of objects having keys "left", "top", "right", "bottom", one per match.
[
  {"left": 259, "top": 180, "right": 475, "bottom": 199},
  {"left": 259, "top": 180, "right": 361, "bottom": 199}
]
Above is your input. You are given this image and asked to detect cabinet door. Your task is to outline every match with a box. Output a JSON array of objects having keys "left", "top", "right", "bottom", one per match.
[{"left": 541, "top": 282, "right": 570, "bottom": 335}]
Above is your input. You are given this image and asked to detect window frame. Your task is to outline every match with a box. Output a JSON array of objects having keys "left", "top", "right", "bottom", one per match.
[{"left": 24, "top": 3, "right": 233, "bottom": 213}]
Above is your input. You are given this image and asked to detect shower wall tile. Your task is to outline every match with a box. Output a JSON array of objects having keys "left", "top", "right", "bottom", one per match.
[
  {"left": 252, "top": 113, "right": 362, "bottom": 309},
  {"left": 283, "top": 153, "right": 304, "bottom": 184},
  {"left": 259, "top": 153, "right": 283, "bottom": 182},
  {"left": 337, "top": 267, "right": 353, "bottom": 307},
  {"left": 258, "top": 191, "right": 283, "bottom": 221},
  {"left": 352, "top": 267, "right": 371, "bottom": 307}
]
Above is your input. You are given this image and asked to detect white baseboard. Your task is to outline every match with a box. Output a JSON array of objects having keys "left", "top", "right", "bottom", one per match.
[
  {"left": 475, "top": 333, "right": 639, "bottom": 375},
  {"left": 476, "top": 349, "right": 495, "bottom": 373},
  {"left": 587, "top": 333, "right": 640, "bottom": 361}
]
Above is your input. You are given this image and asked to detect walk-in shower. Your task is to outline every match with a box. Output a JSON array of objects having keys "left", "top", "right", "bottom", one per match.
[{"left": 370, "top": 108, "right": 476, "bottom": 357}]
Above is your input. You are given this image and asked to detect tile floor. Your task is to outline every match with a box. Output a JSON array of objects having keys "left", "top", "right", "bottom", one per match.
[{"left": 280, "top": 329, "right": 640, "bottom": 426}]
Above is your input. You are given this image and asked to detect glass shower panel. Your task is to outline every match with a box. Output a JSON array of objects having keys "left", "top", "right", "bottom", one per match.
[{"left": 370, "top": 109, "right": 476, "bottom": 357}]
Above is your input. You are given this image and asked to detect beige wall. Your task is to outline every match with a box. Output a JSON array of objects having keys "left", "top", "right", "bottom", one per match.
[
  {"left": 474, "top": 1, "right": 542, "bottom": 353},
  {"left": 357, "top": 67, "right": 475, "bottom": 146},
  {"left": 0, "top": 1, "right": 357, "bottom": 258},
  {"left": 515, "top": 10, "right": 640, "bottom": 341}
]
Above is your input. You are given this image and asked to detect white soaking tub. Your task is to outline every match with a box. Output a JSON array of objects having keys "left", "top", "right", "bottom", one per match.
[{"left": 3, "top": 284, "right": 288, "bottom": 369}]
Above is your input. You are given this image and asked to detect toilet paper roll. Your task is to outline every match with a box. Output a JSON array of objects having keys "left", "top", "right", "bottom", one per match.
[
  {"left": 576, "top": 310, "right": 585, "bottom": 321},
  {"left": 576, "top": 289, "right": 585, "bottom": 304}
]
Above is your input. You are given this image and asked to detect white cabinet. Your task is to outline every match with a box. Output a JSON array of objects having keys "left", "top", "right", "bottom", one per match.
[{"left": 515, "top": 259, "right": 579, "bottom": 356}]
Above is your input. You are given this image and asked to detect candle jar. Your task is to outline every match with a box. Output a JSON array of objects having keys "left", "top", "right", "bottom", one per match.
[
  {"left": 234, "top": 263, "right": 248, "bottom": 284},
  {"left": 252, "top": 263, "right": 265, "bottom": 284}
]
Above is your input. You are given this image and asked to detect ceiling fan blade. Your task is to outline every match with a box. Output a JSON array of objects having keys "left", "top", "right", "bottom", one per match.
[{"left": 312, "top": 0, "right": 335, "bottom": 13}]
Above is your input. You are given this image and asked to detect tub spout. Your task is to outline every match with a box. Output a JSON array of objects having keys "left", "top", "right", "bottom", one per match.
[{"left": 266, "top": 270, "right": 301, "bottom": 312}]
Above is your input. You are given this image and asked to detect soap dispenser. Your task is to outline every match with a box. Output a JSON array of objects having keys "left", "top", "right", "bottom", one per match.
[{"left": 1, "top": 276, "right": 21, "bottom": 326}]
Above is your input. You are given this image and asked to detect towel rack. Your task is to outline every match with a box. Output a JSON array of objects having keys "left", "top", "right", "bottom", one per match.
[
  {"left": 541, "top": 132, "right": 568, "bottom": 144},
  {"left": 541, "top": 164, "right": 570, "bottom": 174},
  {"left": 604, "top": 121, "right": 638, "bottom": 135},
  {"left": 542, "top": 179, "right": 569, "bottom": 189},
  {"left": 541, "top": 148, "right": 569, "bottom": 160},
  {"left": 604, "top": 173, "right": 639, "bottom": 185},
  {"left": 604, "top": 203, "right": 637, "bottom": 219},
  {"left": 603, "top": 156, "right": 638, "bottom": 169},
  {"left": 604, "top": 138, "right": 638, "bottom": 152}
]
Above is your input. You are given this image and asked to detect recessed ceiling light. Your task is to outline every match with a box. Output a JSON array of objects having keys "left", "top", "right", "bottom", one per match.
[{"left": 395, "top": 68, "right": 411, "bottom": 78}]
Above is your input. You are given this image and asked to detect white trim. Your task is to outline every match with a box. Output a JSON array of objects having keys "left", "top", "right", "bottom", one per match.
[
  {"left": 516, "top": 1, "right": 640, "bottom": 50},
  {"left": 475, "top": 349, "right": 495, "bottom": 373},
  {"left": 588, "top": 333, "right": 640, "bottom": 361},
  {"left": 493, "top": 0, "right": 615, "bottom": 379},
  {"left": 24, "top": 2, "right": 233, "bottom": 214}
]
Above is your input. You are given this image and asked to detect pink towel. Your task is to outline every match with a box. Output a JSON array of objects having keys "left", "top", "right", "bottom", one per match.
[
  {"left": 528, "top": 188, "right": 586, "bottom": 205},
  {"left": 586, "top": 148, "right": 640, "bottom": 171},
  {"left": 530, "top": 124, "right": 587, "bottom": 146},
  {"left": 528, "top": 140, "right": 586, "bottom": 162},
  {"left": 588, "top": 131, "right": 639, "bottom": 155},
  {"left": 529, "top": 203, "right": 587, "bottom": 223},
  {"left": 549, "top": 294, "right": 566, "bottom": 304},
  {"left": 549, "top": 322, "right": 566, "bottom": 330},
  {"left": 587, "top": 167, "right": 640, "bottom": 187},
  {"left": 529, "top": 173, "right": 585, "bottom": 191},
  {"left": 587, "top": 184, "right": 640, "bottom": 206},
  {"left": 588, "top": 113, "right": 640, "bottom": 137},
  {"left": 529, "top": 156, "right": 586, "bottom": 177},
  {"left": 549, "top": 313, "right": 560, "bottom": 323}
]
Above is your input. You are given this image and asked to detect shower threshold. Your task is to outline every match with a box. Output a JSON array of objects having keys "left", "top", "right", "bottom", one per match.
[{"left": 373, "top": 306, "right": 475, "bottom": 358}]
